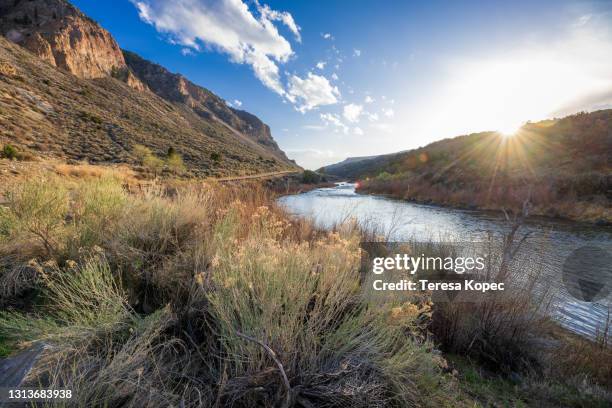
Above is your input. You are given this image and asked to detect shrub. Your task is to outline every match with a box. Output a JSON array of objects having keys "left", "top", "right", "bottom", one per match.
[
  {"left": 133, "top": 144, "right": 164, "bottom": 176},
  {"left": 301, "top": 169, "right": 321, "bottom": 184},
  {"left": 2, "top": 177, "right": 69, "bottom": 256},
  {"left": 0, "top": 256, "right": 132, "bottom": 344},
  {"left": 1, "top": 144, "right": 18, "bottom": 160},
  {"left": 0, "top": 176, "right": 458, "bottom": 407},
  {"left": 210, "top": 151, "right": 221, "bottom": 163},
  {"left": 166, "top": 149, "right": 186, "bottom": 174},
  {"left": 430, "top": 221, "right": 554, "bottom": 373}
]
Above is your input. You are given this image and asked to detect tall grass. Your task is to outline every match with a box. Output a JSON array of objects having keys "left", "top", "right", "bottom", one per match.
[{"left": 0, "top": 175, "right": 460, "bottom": 407}]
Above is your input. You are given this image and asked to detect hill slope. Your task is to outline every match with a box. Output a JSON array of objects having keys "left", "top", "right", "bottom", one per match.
[
  {"left": 123, "top": 51, "right": 290, "bottom": 162},
  {"left": 321, "top": 110, "right": 611, "bottom": 222},
  {"left": 0, "top": 0, "right": 295, "bottom": 176}
]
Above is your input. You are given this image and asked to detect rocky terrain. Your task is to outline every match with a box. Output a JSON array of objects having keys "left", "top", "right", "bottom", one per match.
[{"left": 0, "top": 0, "right": 295, "bottom": 176}]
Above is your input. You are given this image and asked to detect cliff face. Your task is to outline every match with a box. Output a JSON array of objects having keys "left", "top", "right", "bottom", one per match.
[
  {"left": 0, "top": 0, "right": 145, "bottom": 90},
  {"left": 123, "top": 51, "right": 289, "bottom": 161},
  {"left": 0, "top": 0, "right": 294, "bottom": 169}
]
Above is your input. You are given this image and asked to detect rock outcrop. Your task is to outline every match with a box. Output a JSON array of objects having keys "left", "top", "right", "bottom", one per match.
[{"left": 0, "top": 0, "right": 145, "bottom": 90}]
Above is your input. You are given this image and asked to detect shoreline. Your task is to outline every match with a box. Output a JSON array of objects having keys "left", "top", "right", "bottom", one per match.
[{"left": 354, "top": 187, "right": 612, "bottom": 227}]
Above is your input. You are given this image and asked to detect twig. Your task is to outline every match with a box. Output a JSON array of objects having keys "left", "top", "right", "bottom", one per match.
[{"left": 235, "top": 331, "right": 292, "bottom": 407}]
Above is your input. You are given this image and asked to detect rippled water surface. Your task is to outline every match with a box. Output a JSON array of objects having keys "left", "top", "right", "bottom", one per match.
[{"left": 278, "top": 184, "right": 612, "bottom": 339}]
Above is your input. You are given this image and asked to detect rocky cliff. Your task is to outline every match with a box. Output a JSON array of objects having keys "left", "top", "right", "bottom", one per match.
[
  {"left": 123, "top": 51, "right": 289, "bottom": 161},
  {"left": 0, "top": 0, "right": 294, "bottom": 170},
  {"left": 0, "top": 0, "right": 145, "bottom": 90}
]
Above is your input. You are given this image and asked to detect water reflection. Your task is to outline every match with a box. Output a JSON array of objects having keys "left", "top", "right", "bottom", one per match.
[{"left": 278, "top": 184, "right": 612, "bottom": 339}]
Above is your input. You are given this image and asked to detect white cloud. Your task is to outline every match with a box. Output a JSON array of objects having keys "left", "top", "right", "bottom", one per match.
[
  {"left": 382, "top": 108, "right": 395, "bottom": 118},
  {"left": 353, "top": 127, "right": 364, "bottom": 135},
  {"left": 353, "top": 49, "right": 361, "bottom": 57},
  {"left": 331, "top": 73, "right": 339, "bottom": 81},
  {"left": 233, "top": 99, "right": 243, "bottom": 107},
  {"left": 316, "top": 61, "right": 326, "bottom": 70},
  {"left": 364, "top": 95, "right": 374, "bottom": 104},
  {"left": 256, "top": 1, "right": 301, "bottom": 42},
  {"left": 287, "top": 73, "right": 340, "bottom": 113},
  {"left": 131, "top": 0, "right": 297, "bottom": 96},
  {"left": 322, "top": 33, "right": 333, "bottom": 40},
  {"left": 321, "top": 113, "right": 348, "bottom": 134},
  {"left": 343, "top": 103, "right": 363, "bottom": 123},
  {"left": 181, "top": 48, "right": 194, "bottom": 56}
]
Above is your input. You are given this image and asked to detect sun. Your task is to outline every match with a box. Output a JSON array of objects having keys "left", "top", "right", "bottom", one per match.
[{"left": 498, "top": 121, "right": 524, "bottom": 137}]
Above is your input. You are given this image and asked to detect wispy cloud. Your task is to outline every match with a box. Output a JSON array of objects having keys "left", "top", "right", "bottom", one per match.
[
  {"left": 256, "top": 1, "right": 301, "bottom": 42},
  {"left": 316, "top": 61, "right": 326, "bottom": 70},
  {"left": 321, "top": 112, "right": 348, "bottom": 134},
  {"left": 353, "top": 49, "right": 361, "bottom": 57}
]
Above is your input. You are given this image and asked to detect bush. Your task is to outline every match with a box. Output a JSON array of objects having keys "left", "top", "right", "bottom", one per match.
[
  {"left": 1, "top": 144, "right": 18, "bottom": 160},
  {"left": 0, "top": 176, "right": 458, "bottom": 407},
  {"left": 210, "top": 152, "right": 221, "bottom": 163},
  {"left": 301, "top": 169, "right": 321, "bottom": 184},
  {"left": 430, "top": 223, "right": 554, "bottom": 373},
  {"left": 2, "top": 177, "right": 69, "bottom": 256},
  {"left": 133, "top": 144, "right": 164, "bottom": 176},
  {"left": 166, "top": 149, "right": 186, "bottom": 174}
]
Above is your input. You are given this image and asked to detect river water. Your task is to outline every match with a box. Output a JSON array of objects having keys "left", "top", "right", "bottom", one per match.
[{"left": 278, "top": 183, "right": 612, "bottom": 339}]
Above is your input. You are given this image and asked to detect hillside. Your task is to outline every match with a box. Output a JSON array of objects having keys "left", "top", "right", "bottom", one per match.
[
  {"left": 321, "top": 110, "right": 611, "bottom": 222},
  {"left": 123, "top": 51, "right": 290, "bottom": 161},
  {"left": 0, "top": 0, "right": 295, "bottom": 176}
]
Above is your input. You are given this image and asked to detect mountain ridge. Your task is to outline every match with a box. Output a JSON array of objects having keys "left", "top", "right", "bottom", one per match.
[{"left": 0, "top": 0, "right": 295, "bottom": 173}]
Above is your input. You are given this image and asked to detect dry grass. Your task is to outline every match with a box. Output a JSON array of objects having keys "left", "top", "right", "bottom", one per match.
[
  {"left": 0, "top": 168, "right": 610, "bottom": 407},
  {"left": 0, "top": 174, "right": 462, "bottom": 407}
]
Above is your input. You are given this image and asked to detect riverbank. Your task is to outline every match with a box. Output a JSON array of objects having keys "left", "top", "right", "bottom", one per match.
[
  {"left": 1, "top": 163, "right": 611, "bottom": 407},
  {"left": 356, "top": 179, "right": 611, "bottom": 225}
]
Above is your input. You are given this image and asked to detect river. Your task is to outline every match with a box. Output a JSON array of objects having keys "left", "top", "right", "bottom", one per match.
[{"left": 278, "top": 183, "right": 612, "bottom": 339}]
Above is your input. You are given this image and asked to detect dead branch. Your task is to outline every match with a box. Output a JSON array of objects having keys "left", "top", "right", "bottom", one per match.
[{"left": 235, "top": 331, "right": 293, "bottom": 408}]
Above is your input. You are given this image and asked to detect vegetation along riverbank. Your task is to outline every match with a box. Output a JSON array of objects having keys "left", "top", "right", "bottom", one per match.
[{"left": 0, "top": 161, "right": 610, "bottom": 407}]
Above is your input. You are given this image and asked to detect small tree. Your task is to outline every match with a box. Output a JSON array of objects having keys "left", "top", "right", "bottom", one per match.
[{"left": 1, "top": 144, "right": 18, "bottom": 160}]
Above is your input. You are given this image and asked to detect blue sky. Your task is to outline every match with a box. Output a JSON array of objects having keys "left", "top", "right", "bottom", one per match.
[{"left": 72, "top": 0, "right": 612, "bottom": 169}]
